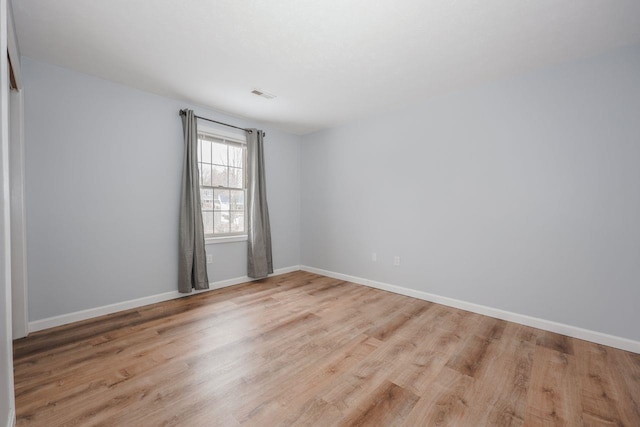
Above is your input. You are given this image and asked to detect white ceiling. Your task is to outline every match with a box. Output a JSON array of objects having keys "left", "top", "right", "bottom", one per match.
[{"left": 12, "top": 0, "right": 640, "bottom": 134}]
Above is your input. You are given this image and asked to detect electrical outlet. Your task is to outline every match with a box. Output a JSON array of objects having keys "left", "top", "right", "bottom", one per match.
[
  {"left": 206, "top": 254, "right": 213, "bottom": 264},
  {"left": 372, "top": 252, "right": 377, "bottom": 262},
  {"left": 394, "top": 256, "right": 400, "bottom": 266}
]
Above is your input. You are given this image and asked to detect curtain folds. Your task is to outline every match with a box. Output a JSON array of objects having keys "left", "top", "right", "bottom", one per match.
[
  {"left": 246, "top": 129, "right": 273, "bottom": 279},
  {"left": 178, "top": 110, "right": 209, "bottom": 293}
]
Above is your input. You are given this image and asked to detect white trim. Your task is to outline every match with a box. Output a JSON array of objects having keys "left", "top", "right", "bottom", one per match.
[
  {"left": 9, "top": 89, "right": 27, "bottom": 339},
  {"left": 197, "top": 122, "right": 247, "bottom": 143},
  {"left": 28, "top": 266, "right": 301, "bottom": 333},
  {"left": 5, "top": 408, "right": 14, "bottom": 427},
  {"left": 300, "top": 265, "right": 640, "bottom": 355},
  {"left": 205, "top": 234, "right": 247, "bottom": 244},
  {"left": 198, "top": 125, "right": 248, "bottom": 238},
  {"left": 1, "top": 0, "right": 17, "bottom": 419},
  {"left": 28, "top": 264, "right": 640, "bottom": 354}
]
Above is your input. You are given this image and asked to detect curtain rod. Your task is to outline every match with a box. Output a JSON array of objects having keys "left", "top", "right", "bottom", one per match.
[{"left": 179, "top": 109, "right": 265, "bottom": 136}]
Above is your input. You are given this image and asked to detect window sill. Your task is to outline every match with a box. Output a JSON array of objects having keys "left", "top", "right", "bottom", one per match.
[{"left": 205, "top": 235, "right": 248, "bottom": 245}]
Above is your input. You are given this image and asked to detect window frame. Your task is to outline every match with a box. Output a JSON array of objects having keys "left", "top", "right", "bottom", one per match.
[{"left": 196, "top": 124, "right": 248, "bottom": 244}]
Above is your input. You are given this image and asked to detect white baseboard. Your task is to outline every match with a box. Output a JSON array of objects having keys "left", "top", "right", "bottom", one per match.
[
  {"left": 28, "top": 266, "right": 300, "bottom": 333},
  {"left": 6, "top": 409, "right": 15, "bottom": 427},
  {"left": 300, "top": 265, "right": 640, "bottom": 354},
  {"left": 27, "top": 264, "right": 640, "bottom": 354}
]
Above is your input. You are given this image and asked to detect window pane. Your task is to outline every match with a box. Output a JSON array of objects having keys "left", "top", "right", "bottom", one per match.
[
  {"left": 203, "top": 211, "right": 213, "bottom": 235},
  {"left": 230, "top": 211, "right": 244, "bottom": 233},
  {"left": 229, "top": 190, "right": 244, "bottom": 210},
  {"left": 212, "top": 141, "right": 227, "bottom": 165},
  {"left": 212, "top": 165, "right": 228, "bottom": 187},
  {"left": 201, "top": 188, "right": 214, "bottom": 210},
  {"left": 214, "top": 211, "right": 230, "bottom": 234},
  {"left": 229, "top": 167, "right": 243, "bottom": 188},
  {"left": 214, "top": 189, "right": 230, "bottom": 211},
  {"left": 200, "top": 163, "right": 212, "bottom": 186},
  {"left": 201, "top": 139, "right": 211, "bottom": 164},
  {"left": 198, "top": 134, "right": 246, "bottom": 236},
  {"left": 229, "top": 145, "right": 243, "bottom": 168}
]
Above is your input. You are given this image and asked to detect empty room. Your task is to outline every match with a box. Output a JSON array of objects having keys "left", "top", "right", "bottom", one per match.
[{"left": 1, "top": 1, "right": 640, "bottom": 426}]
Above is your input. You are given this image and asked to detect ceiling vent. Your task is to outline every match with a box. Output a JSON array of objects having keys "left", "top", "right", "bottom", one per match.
[{"left": 251, "top": 89, "right": 276, "bottom": 99}]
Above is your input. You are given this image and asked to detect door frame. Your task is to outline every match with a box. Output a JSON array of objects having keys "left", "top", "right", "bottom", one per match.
[{"left": 7, "top": 0, "right": 27, "bottom": 339}]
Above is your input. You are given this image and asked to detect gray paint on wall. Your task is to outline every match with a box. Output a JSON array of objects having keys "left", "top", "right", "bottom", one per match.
[
  {"left": 21, "top": 43, "right": 640, "bottom": 345},
  {"left": 301, "top": 44, "right": 640, "bottom": 342},
  {"left": 23, "top": 57, "right": 301, "bottom": 321}
]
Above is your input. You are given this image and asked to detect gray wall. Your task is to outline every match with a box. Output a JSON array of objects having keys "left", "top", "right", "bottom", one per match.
[
  {"left": 301, "top": 44, "right": 640, "bottom": 342},
  {"left": 21, "top": 43, "right": 640, "bottom": 344},
  {"left": 23, "top": 57, "right": 301, "bottom": 321}
]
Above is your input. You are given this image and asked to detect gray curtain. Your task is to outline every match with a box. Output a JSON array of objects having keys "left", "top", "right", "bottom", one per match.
[
  {"left": 178, "top": 110, "right": 209, "bottom": 293},
  {"left": 246, "top": 129, "right": 273, "bottom": 279}
]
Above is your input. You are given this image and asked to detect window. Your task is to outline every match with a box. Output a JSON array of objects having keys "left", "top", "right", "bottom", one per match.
[{"left": 198, "top": 130, "right": 247, "bottom": 239}]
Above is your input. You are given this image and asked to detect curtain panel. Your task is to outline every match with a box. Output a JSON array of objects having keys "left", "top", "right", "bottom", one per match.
[
  {"left": 246, "top": 129, "right": 273, "bottom": 279},
  {"left": 178, "top": 110, "right": 210, "bottom": 292}
]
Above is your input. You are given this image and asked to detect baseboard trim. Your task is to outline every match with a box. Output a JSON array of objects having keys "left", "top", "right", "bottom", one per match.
[
  {"left": 6, "top": 409, "right": 15, "bottom": 427},
  {"left": 300, "top": 265, "right": 640, "bottom": 354},
  {"left": 28, "top": 266, "right": 300, "bottom": 333}
]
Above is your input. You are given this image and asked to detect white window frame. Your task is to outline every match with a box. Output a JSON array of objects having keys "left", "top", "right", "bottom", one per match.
[{"left": 197, "top": 123, "right": 248, "bottom": 244}]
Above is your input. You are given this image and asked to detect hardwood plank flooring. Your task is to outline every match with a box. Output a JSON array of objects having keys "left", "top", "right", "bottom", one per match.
[{"left": 13, "top": 271, "right": 640, "bottom": 426}]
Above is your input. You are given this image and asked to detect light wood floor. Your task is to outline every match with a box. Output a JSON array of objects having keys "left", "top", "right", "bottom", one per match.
[{"left": 13, "top": 271, "right": 640, "bottom": 426}]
